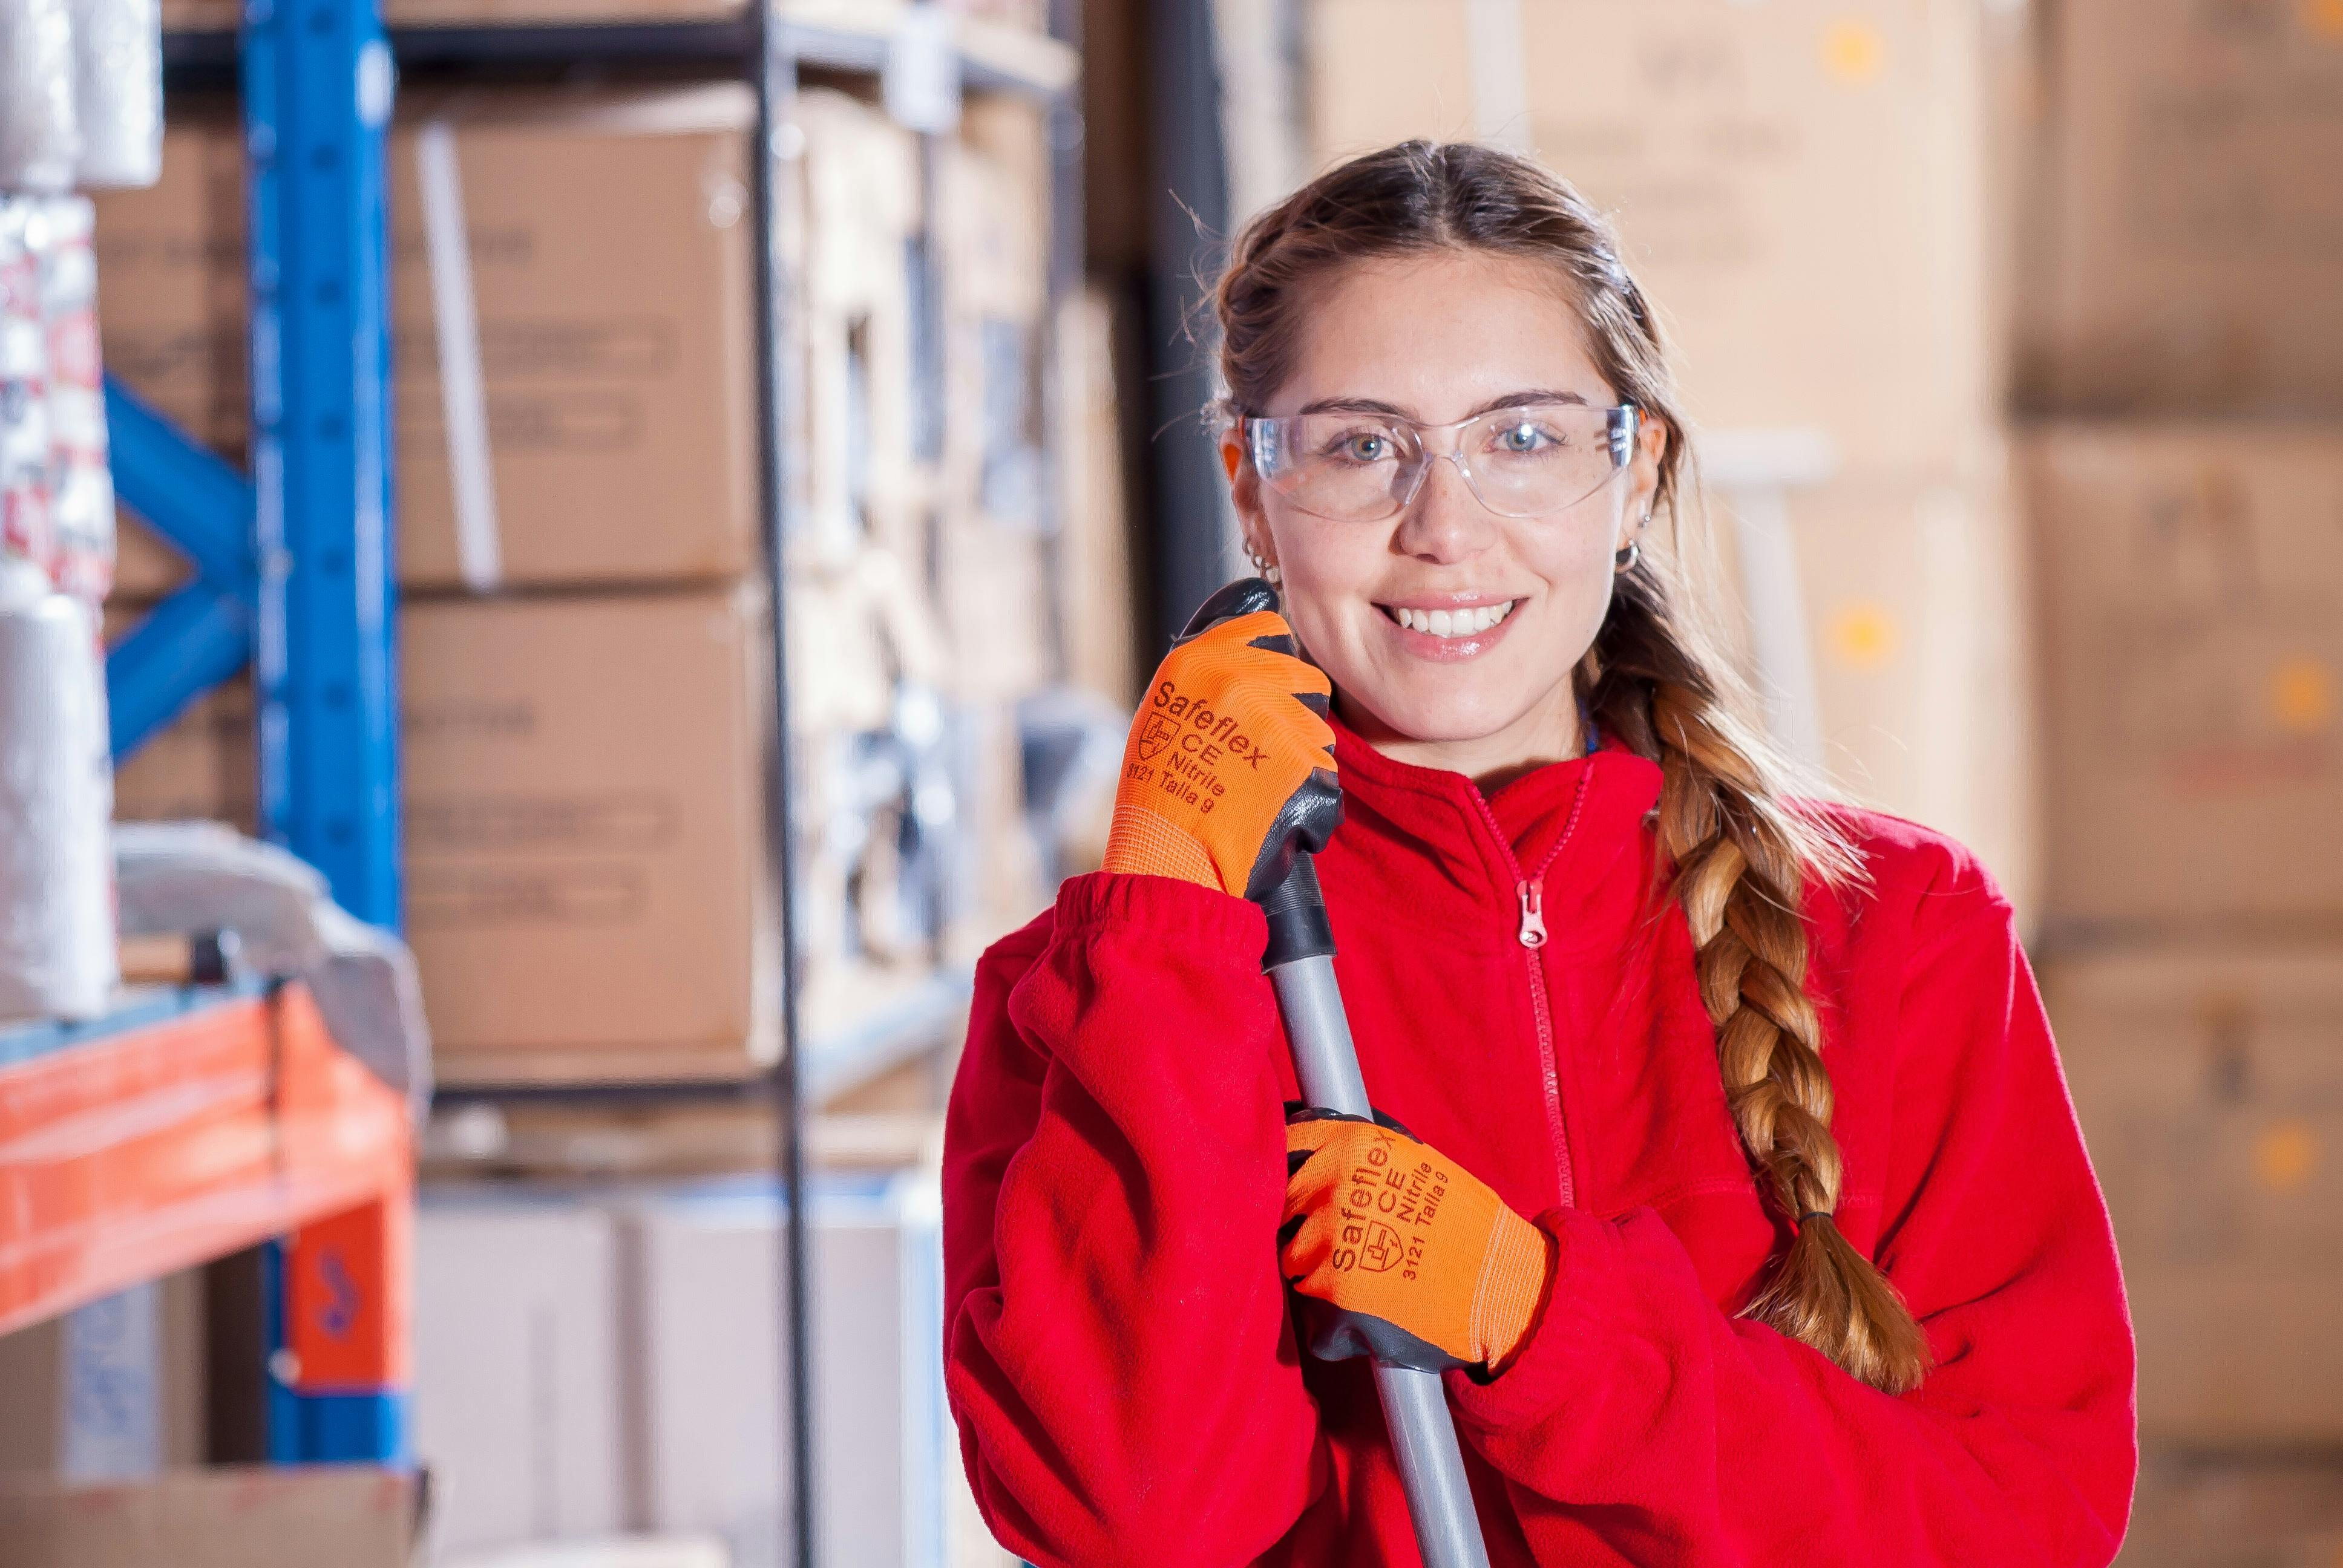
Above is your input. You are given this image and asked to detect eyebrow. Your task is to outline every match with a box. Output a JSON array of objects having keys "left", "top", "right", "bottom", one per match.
[{"left": 1291, "top": 389, "right": 1594, "bottom": 419}]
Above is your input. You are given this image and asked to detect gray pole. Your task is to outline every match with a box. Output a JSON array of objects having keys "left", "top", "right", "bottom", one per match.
[{"left": 1268, "top": 953, "right": 1495, "bottom": 1568}]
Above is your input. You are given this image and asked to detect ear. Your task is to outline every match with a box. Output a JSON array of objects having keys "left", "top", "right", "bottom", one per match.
[
  {"left": 1222, "top": 426, "right": 1270, "bottom": 544},
  {"left": 1622, "top": 411, "right": 1670, "bottom": 543}
]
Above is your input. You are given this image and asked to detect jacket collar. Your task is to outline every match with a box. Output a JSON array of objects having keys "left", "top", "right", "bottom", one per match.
[{"left": 1327, "top": 710, "right": 1668, "bottom": 950}]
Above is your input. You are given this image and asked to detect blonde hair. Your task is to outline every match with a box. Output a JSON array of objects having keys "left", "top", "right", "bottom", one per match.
[{"left": 1211, "top": 140, "right": 1930, "bottom": 1394}]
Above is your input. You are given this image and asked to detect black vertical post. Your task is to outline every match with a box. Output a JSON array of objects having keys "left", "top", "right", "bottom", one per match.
[
  {"left": 750, "top": 6, "right": 817, "bottom": 1566},
  {"left": 1143, "top": 0, "right": 1233, "bottom": 656}
]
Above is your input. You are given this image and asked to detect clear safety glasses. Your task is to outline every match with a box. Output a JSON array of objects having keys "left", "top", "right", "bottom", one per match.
[{"left": 1245, "top": 402, "right": 1641, "bottom": 524}]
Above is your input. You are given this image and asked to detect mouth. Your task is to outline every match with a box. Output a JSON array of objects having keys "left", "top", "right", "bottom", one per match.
[
  {"left": 1371, "top": 595, "right": 1524, "bottom": 662},
  {"left": 1375, "top": 598, "right": 1520, "bottom": 639}
]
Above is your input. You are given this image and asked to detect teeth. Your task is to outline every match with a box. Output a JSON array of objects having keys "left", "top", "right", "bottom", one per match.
[{"left": 1392, "top": 600, "right": 1516, "bottom": 638}]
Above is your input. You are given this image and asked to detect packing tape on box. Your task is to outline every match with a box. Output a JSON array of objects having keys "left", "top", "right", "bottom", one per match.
[
  {"left": 415, "top": 119, "right": 503, "bottom": 593},
  {"left": 1466, "top": 0, "right": 1530, "bottom": 151}
]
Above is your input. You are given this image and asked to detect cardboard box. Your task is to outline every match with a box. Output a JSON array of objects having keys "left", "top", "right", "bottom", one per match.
[
  {"left": 626, "top": 1174, "right": 949, "bottom": 1568},
  {"left": 1302, "top": 0, "right": 1996, "bottom": 475},
  {"left": 0, "top": 1467, "right": 419, "bottom": 1567},
  {"left": 93, "top": 88, "right": 760, "bottom": 594},
  {"left": 99, "top": 603, "right": 258, "bottom": 828},
  {"left": 2028, "top": 0, "right": 2343, "bottom": 414},
  {"left": 1754, "top": 456, "right": 2039, "bottom": 927},
  {"left": 2122, "top": 1449, "right": 2343, "bottom": 1568},
  {"left": 2042, "top": 946, "right": 2343, "bottom": 1445},
  {"left": 414, "top": 1194, "right": 628, "bottom": 1553},
  {"left": 402, "top": 589, "right": 777, "bottom": 1085},
  {"left": 2027, "top": 426, "right": 2343, "bottom": 936},
  {"left": 388, "top": 88, "right": 761, "bottom": 590},
  {"left": 410, "top": 1176, "right": 957, "bottom": 1568},
  {"left": 108, "top": 675, "right": 254, "bottom": 829},
  {"left": 85, "top": 111, "right": 247, "bottom": 460},
  {"left": 0, "top": 1274, "right": 207, "bottom": 1477}
]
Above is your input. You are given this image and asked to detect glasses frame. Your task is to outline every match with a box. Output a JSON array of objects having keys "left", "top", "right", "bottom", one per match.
[{"left": 1243, "top": 402, "right": 1643, "bottom": 524}]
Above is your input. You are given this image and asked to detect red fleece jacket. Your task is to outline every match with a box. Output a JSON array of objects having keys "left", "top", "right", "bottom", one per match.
[{"left": 943, "top": 725, "right": 2137, "bottom": 1566}]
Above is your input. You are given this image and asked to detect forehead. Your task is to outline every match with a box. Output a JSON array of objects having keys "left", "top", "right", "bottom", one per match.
[{"left": 1271, "top": 249, "right": 1611, "bottom": 419}]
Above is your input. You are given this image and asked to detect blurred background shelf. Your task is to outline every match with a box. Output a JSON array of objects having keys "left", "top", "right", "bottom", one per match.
[{"left": 0, "top": 982, "right": 410, "bottom": 1346}]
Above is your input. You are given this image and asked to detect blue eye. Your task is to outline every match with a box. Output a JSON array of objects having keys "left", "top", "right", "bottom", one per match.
[
  {"left": 1337, "top": 433, "right": 1392, "bottom": 462},
  {"left": 1500, "top": 423, "right": 1552, "bottom": 452}
]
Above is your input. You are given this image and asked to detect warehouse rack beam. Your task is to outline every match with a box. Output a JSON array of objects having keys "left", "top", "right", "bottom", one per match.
[
  {"left": 160, "top": 8, "right": 1078, "bottom": 98},
  {"left": 0, "top": 985, "right": 413, "bottom": 1423}
]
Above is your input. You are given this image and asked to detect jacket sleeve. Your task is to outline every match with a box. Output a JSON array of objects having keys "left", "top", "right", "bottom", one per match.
[
  {"left": 1446, "top": 854, "right": 2138, "bottom": 1566},
  {"left": 942, "top": 872, "right": 1323, "bottom": 1567}
]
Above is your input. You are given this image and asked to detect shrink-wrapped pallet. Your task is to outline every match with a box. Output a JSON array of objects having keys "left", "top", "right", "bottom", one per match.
[
  {"left": 37, "top": 198, "right": 111, "bottom": 599},
  {"left": 0, "top": 199, "right": 53, "bottom": 583},
  {"left": 71, "top": 0, "right": 162, "bottom": 189},
  {"left": 0, "top": 0, "right": 80, "bottom": 194},
  {"left": 0, "top": 559, "right": 116, "bottom": 1021}
]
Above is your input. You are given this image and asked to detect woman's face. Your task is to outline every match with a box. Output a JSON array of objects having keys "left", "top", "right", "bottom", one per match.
[{"left": 1224, "top": 249, "right": 1665, "bottom": 776}]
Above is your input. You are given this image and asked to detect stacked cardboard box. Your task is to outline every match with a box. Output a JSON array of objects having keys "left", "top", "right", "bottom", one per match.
[
  {"left": 98, "top": 88, "right": 776, "bottom": 1086},
  {"left": 411, "top": 1175, "right": 966, "bottom": 1568},
  {"left": 2018, "top": 3, "right": 2343, "bottom": 1548},
  {"left": 101, "top": 80, "right": 1099, "bottom": 1089},
  {"left": 1300, "top": 0, "right": 2037, "bottom": 918}
]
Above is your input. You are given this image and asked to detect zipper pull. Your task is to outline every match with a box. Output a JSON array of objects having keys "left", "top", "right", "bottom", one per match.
[{"left": 1517, "top": 878, "right": 1547, "bottom": 949}]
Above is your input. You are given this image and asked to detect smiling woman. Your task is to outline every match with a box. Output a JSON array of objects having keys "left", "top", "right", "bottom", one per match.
[{"left": 941, "top": 139, "right": 2136, "bottom": 1568}]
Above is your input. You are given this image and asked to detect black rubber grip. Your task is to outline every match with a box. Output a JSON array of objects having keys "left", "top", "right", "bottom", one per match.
[{"left": 1259, "top": 856, "right": 1335, "bottom": 969}]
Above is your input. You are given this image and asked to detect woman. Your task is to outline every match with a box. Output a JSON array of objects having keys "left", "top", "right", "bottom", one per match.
[{"left": 942, "top": 141, "right": 2135, "bottom": 1565}]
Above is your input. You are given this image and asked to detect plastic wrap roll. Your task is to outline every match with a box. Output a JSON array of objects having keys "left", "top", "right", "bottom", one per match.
[
  {"left": 36, "top": 198, "right": 110, "bottom": 599},
  {"left": 71, "top": 0, "right": 160, "bottom": 189},
  {"left": 0, "top": 199, "right": 56, "bottom": 586},
  {"left": 0, "top": 0, "right": 82, "bottom": 194},
  {"left": 0, "top": 558, "right": 117, "bottom": 1022}
]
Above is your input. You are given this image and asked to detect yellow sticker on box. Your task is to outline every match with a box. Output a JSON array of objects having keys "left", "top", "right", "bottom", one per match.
[
  {"left": 1821, "top": 19, "right": 1886, "bottom": 83},
  {"left": 1826, "top": 603, "right": 1900, "bottom": 669},
  {"left": 2269, "top": 656, "right": 2335, "bottom": 734},
  {"left": 2254, "top": 1119, "right": 2318, "bottom": 1193}
]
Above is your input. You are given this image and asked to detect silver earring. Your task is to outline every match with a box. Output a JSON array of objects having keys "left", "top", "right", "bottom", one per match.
[
  {"left": 1613, "top": 539, "right": 1640, "bottom": 573},
  {"left": 1247, "top": 545, "right": 1282, "bottom": 587}
]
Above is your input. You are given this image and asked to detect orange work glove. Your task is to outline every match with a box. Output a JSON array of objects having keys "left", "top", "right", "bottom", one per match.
[
  {"left": 1101, "top": 593, "right": 1340, "bottom": 901},
  {"left": 1281, "top": 1108, "right": 1557, "bottom": 1377}
]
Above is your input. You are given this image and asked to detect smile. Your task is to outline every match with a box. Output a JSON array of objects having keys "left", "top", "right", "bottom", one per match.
[{"left": 1377, "top": 599, "right": 1519, "bottom": 639}]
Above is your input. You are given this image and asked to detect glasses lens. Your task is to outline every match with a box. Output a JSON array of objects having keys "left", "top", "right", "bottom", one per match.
[
  {"left": 1252, "top": 414, "right": 1418, "bottom": 523},
  {"left": 1463, "top": 405, "right": 1631, "bottom": 517},
  {"left": 1249, "top": 404, "right": 1634, "bottom": 522}
]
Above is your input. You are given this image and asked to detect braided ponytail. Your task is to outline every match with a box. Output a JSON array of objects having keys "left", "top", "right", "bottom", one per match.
[
  {"left": 1212, "top": 140, "right": 1931, "bottom": 1393},
  {"left": 1587, "top": 567, "right": 1932, "bottom": 1394}
]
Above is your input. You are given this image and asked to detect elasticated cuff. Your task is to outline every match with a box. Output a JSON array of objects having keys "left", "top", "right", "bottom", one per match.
[
  {"left": 1049, "top": 869, "right": 1270, "bottom": 966},
  {"left": 1448, "top": 1206, "right": 1617, "bottom": 1427}
]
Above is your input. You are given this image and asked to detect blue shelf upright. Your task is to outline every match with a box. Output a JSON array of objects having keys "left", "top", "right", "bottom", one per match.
[
  {"left": 241, "top": 0, "right": 402, "bottom": 933},
  {"left": 102, "top": 0, "right": 407, "bottom": 1466}
]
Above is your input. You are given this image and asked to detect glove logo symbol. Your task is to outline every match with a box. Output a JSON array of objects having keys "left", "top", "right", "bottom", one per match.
[
  {"left": 1137, "top": 711, "right": 1178, "bottom": 763},
  {"left": 1358, "top": 1221, "right": 1403, "bottom": 1273}
]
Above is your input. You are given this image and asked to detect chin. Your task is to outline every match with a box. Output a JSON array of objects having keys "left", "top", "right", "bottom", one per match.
[{"left": 1348, "top": 678, "right": 1544, "bottom": 748}]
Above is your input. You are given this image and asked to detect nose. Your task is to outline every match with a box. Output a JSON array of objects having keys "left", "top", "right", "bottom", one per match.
[{"left": 1392, "top": 451, "right": 1498, "bottom": 565}]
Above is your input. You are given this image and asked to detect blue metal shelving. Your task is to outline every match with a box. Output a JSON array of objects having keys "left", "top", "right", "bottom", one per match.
[{"left": 102, "top": 0, "right": 407, "bottom": 1465}]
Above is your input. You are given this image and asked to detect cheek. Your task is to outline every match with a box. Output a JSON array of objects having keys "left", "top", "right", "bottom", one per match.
[{"left": 1263, "top": 517, "right": 1378, "bottom": 641}]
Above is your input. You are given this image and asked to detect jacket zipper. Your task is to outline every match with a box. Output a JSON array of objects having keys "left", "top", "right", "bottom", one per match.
[{"left": 1468, "top": 770, "right": 1593, "bottom": 1212}]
